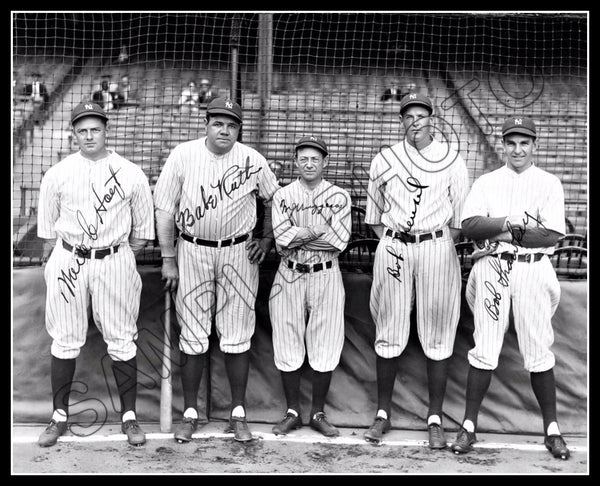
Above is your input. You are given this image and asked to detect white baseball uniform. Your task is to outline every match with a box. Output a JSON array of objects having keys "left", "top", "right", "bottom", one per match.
[
  {"left": 268, "top": 178, "right": 351, "bottom": 372},
  {"left": 153, "top": 137, "right": 280, "bottom": 355},
  {"left": 365, "top": 138, "right": 470, "bottom": 360},
  {"left": 37, "top": 150, "right": 155, "bottom": 361},
  {"left": 462, "top": 164, "right": 565, "bottom": 372}
]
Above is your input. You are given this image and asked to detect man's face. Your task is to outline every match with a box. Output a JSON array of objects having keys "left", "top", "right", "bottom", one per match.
[
  {"left": 502, "top": 133, "right": 537, "bottom": 173},
  {"left": 120, "top": 76, "right": 129, "bottom": 88},
  {"left": 401, "top": 105, "right": 432, "bottom": 148},
  {"left": 73, "top": 116, "right": 107, "bottom": 160},
  {"left": 295, "top": 146, "right": 327, "bottom": 184},
  {"left": 205, "top": 115, "right": 240, "bottom": 154}
]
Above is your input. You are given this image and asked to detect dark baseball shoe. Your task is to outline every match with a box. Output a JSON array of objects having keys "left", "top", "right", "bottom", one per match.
[
  {"left": 451, "top": 427, "right": 477, "bottom": 454},
  {"left": 428, "top": 423, "right": 447, "bottom": 449},
  {"left": 228, "top": 416, "right": 253, "bottom": 442},
  {"left": 364, "top": 416, "right": 391, "bottom": 443},
  {"left": 545, "top": 435, "right": 570, "bottom": 460},
  {"left": 121, "top": 419, "right": 146, "bottom": 446},
  {"left": 174, "top": 416, "right": 199, "bottom": 443},
  {"left": 309, "top": 412, "right": 340, "bottom": 437},
  {"left": 272, "top": 412, "right": 302, "bottom": 436},
  {"left": 38, "top": 420, "right": 68, "bottom": 447}
]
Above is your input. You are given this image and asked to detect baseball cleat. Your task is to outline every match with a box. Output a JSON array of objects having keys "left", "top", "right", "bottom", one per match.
[
  {"left": 451, "top": 427, "right": 476, "bottom": 454},
  {"left": 545, "top": 435, "right": 570, "bottom": 460},
  {"left": 38, "top": 420, "right": 68, "bottom": 447},
  {"left": 228, "top": 416, "right": 253, "bottom": 442},
  {"left": 428, "top": 423, "right": 447, "bottom": 449},
  {"left": 121, "top": 419, "right": 146, "bottom": 446},
  {"left": 174, "top": 416, "right": 199, "bottom": 443},
  {"left": 310, "top": 412, "right": 340, "bottom": 437},
  {"left": 272, "top": 412, "right": 302, "bottom": 436},
  {"left": 364, "top": 416, "right": 391, "bottom": 443}
]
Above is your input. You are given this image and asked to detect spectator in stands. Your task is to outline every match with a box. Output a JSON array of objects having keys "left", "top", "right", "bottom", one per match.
[
  {"left": 23, "top": 72, "right": 50, "bottom": 124},
  {"left": 93, "top": 80, "right": 117, "bottom": 112},
  {"left": 179, "top": 81, "right": 200, "bottom": 113},
  {"left": 198, "top": 78, "right": 216, "bottom": 103},
  {"left": 114, "top": 74, "right": 138, "bottom": 108},
  {"left": 380, "top": 81, "right": 405, "bottom": 102}
]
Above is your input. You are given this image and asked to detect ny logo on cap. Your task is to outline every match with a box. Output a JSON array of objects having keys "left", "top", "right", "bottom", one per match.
[
  {"left": 310, "top": 136, "right": 317, "bottom": 141},
  {"left": 225, "top": 100, "right": 233, "bottom": 109},
  {"left": 409, "top": 94, "right": 417, "bottom": 99},
  {"left": 514, "top": 119, "right": 522, "bottom": 125},
  {"left": 85, "top": 104, "right": 94, "bottom": 110}
]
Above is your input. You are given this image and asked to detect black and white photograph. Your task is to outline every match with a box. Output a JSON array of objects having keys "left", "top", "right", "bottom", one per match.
[{"left": 11, "top": 10, "right": 588, "bottom": 475}]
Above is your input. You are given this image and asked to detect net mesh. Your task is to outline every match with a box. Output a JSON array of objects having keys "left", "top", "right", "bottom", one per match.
[{"left": 12, "top": 12, "right": 587, "bottom": 266}]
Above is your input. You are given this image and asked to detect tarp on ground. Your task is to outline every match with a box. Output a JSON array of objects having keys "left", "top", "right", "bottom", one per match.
[{"left": 13, "top": 265, "right": 587, "bottom": 435}]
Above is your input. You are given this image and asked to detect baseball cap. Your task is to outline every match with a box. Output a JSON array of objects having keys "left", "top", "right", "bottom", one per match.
[
  {"left": 71, "top": 101, "right": 108, "bottom": 125},
  {"left": 206, "top": 97, "right": 243, "bottom": 123},
  {"left": 399, "top": 92, "right": 434, "bottom": 116},
  {"left": 501, "top": 116, "right": 537, "bottom": 138},
  {"left": 295, "top": 135, "right": 329, "bottom": 157}
]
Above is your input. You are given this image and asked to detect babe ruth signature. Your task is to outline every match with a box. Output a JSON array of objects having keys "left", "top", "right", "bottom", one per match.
[
  {"left": 385, "top": 245, "right": 404, "bottom": 281},
  {"left": 177, "top": 157, "right": 262, "bottom": 227},
  {"left": 57, "top": 165, "right": 125, "bottom": 304}
]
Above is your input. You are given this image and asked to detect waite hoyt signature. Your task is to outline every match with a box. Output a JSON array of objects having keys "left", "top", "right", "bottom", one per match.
[
  {"left": 177, "top": 156, "right": 262, "bottom": 227},
  {"left": 57, "top": 164, "right": 125, "bottom": 304}
]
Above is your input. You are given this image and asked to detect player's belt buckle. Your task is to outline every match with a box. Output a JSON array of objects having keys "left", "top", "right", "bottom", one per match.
[{"left": 295, "top": 263, "right": 310, "bottom": 273}]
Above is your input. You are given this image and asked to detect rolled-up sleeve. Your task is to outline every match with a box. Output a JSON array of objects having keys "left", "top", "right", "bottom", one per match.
[{"left": 37, "top": 169, "right": 60, "bottom": 239}]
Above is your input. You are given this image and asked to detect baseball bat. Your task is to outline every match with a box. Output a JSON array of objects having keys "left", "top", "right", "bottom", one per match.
[{"left": 160, "top": 290, "right": 173, "bottom": 433}]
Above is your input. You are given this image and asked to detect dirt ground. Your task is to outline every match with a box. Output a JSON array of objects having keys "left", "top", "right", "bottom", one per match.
[{"left": 12, "top": 422, "right": 588, "bottom": 475}]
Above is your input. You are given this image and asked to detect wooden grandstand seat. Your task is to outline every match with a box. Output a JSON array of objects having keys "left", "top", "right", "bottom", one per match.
[
  {"left": 551, "top": 245, "right": 587, "bottom": 280},
  {"left": 338, "top": 238, "right": 380, "bottom": 273}
]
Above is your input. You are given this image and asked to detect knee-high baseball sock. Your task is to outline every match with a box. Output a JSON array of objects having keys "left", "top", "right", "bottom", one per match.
[
  {"left": 310, "top": 370, "right": 333, "bottom": 417},
  {"left": 51, "top": 356, "right": 76, "bottom": 416},
  {"left": 426, "top": 357, "right": 450, "bottom": 418},
  {"left": 463, "top": 365, "right": 493, "bottom": 429},
  {"left": 530, "top": 369, "right": 558, "bottom": 433},
  {"left": 280, "top": 369, "right": 302, "bottom": 413},
  {"left": 224, "top": 351, "right": 250, "bottom": 410},
  {"left": 180, "top": 352, "right": 206, "bottom": 412},
  {"left": 375, "top": 355, "right": 400, "bottom": 418},
  {"left": 112, "top": 357, "right": 138, "bottom": 417}
]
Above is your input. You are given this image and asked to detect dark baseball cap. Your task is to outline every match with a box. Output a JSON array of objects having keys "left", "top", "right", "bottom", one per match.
[
  {"left": 71, "top": 101, "right": 108, "bottom": 125},
  {"left": 295, "top": 135, "right": 329, "bottom": 157},
  {"left": 400, "top": 92, "right": 434, "bottom": 116},
  {"left": 206, "top": 97, "right": 243, "bottom": 123},
  {"left": 501, "top": 116, "right": 537, "bottom": 139}
]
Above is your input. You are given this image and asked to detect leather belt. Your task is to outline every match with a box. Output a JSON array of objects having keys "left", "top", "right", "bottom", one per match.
[
  {"left": 181, "top": 232, "right": 249, "bottom": 248},
  {"left": 287, "top": 260, "right": 333, "bottom": 273},
  {"left": 499, "top": 252, "right": 545, "bottom": 263},
  {"left": 62, "top": 240, "right": 119, "bottom": 259},
  {"left": 385, "top": 228, "right": 444, "bottom": 243}
]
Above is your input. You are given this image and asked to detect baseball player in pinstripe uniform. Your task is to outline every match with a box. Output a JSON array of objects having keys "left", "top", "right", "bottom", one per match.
[
  {"left": 36, "top": 101, "right": 155, "bottom": 447},
  {"left": 153, "top": 97, "right": 280, "bottom": 443},
  {"left": 269, "top": 136, "right": 351, "bottom": 437},
  {"left": 451, "top": 116, "right": 570, "bottom": 460},
  {"left": 364, "top": 93, "right": 470, "bottom": 447}
]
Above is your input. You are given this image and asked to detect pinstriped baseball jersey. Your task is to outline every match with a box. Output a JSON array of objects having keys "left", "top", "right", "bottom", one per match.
[
  {"left": 38, "top": 151, "right": 155, "bottom": 247},
  {"left": 365, "top": 139, "right": 469, "bottom": 233},
  {"left": 37, "top": 150, "right": 155, "bottom": 361},
  {"left": 153, "top": 137, "right": 280, "bottom": 239},
  {"left": 365, "top": 138, "right": 469, "bottom": 360},
  {"left": 269, "top": 178, "right": 351, "bottom": 372},
  {"left": 461, "top": 164, "right": 566, "bottom": 255},
  {"left": 272, "top": 178, "right": 352, "bottom": 262},
  {"left": 462, "top": 163, "right": 565, "bottom": 372}
]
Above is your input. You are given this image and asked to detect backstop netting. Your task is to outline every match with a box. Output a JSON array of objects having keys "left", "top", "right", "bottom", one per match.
[{"left": 12, "top": 12, "right": 588, "bottom": 268}]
